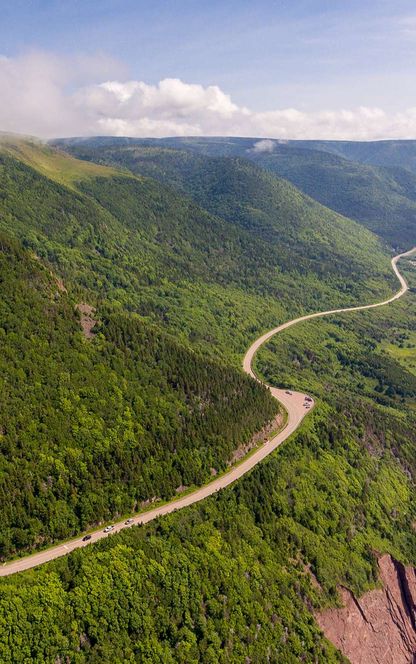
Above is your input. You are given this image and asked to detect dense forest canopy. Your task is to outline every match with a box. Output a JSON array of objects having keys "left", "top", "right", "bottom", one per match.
[{"left": 0, "top": 232, "right": 277, "bottom": 557}]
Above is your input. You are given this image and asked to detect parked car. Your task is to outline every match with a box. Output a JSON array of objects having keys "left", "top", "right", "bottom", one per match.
[
  {"left": 125, "top": 518, "right": 134, "bottom": 525},
  {"left": 304, "top": 396, "right": 312, "bottom": 402},
  {"left": 82, "top": 534, "right": 91, "bottom": 541},
  {"left": 285, "top": 390, "right": 293, "bottom": 395},
  {"left": 103, "top": 525, "right": 114, "bottom": 533}
]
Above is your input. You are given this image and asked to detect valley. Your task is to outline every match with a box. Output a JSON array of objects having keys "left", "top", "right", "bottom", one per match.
[{"left": 0, "top": 136, "right": 415, "bottom": 663}]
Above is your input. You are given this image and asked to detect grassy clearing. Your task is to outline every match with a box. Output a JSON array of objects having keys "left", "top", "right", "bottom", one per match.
[
  {"left": 380, "top": 330, "right": 416, "bottom": 376},
  {"left": 0, "top": 135, "right": 123, "bottom": 187}
]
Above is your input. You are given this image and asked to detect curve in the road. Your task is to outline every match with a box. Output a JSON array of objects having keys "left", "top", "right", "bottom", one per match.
[{"left": 1, "top": 247, "right": 415, "bottom": 577}]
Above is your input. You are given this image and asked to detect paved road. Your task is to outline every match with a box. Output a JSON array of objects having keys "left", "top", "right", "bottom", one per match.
[{"left": 1, "top": 248, "right": 415, "bottom": 577}]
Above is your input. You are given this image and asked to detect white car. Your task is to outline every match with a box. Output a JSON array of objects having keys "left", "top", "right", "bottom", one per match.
[
  {"left": 125, "top": 518, "right": 134, "bottom": 525},
  {"left": 104, "top": 525, "right": 114, "bottom": 533}
]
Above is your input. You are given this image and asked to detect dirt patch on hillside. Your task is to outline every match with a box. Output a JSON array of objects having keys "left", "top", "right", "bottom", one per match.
[{"left": 76, "top": 303, "right": 97, "bottom": 339}]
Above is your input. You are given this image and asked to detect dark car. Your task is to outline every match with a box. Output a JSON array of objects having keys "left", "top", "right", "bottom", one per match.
[{"left": 82, "top": 534, "right": 92, "bottom": 541}]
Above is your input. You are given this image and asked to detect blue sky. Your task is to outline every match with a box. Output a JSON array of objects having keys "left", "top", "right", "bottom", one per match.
[{"left": 1, "top": 0, "right": 416, "bottom": 138}]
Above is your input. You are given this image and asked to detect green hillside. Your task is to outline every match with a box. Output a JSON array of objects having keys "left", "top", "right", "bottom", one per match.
[
  {"left": 0, "top": 232, "right": 277, "bottom": 557},
  {"left": 0, "top": 134, "right": 122, "bottom": 188},
  {"left": 48, "top": 140, "right": 395, "bottom": 282},
  {"left": 76, "top": 149, "right": 391, "bottom": 279},
  {"left": 61, "top": 136, "right": 416, "bottom": 249},
  {"left": 284, "top": 139, "right": 416, "bottom": 173},
  {"left": 248, "top": 147, "right": 416, "bottom": 249},
  {"left": 0, "top": 140, "right": 396, "bottom": 363}
]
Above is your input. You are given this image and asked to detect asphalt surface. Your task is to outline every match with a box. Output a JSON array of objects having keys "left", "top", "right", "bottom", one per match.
[{"left": 1, "top": 247, "right": 414, "bottom": 577}]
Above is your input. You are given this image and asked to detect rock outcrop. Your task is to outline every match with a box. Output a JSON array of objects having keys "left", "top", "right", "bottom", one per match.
[
  {"left": 76, "top": 303, "right": 97, "bottom": 339},
  {"left": 316, "top": 554, "right": 416, "bottom": 664}
]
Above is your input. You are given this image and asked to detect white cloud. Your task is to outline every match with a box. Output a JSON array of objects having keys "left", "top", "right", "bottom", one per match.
[
  {"left": 0, "top": 51, "right": 127, "bottom": 138},
  {"left": 1, "top": 51, "right": 416, "bottom": 140},
  {"left": 252, "top": 139, "right": 276, "bottom": 153}
]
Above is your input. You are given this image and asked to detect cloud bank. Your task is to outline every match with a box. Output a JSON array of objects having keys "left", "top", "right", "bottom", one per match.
[{"left": 2, "top": 52, "right": 416, "bottom": 140}]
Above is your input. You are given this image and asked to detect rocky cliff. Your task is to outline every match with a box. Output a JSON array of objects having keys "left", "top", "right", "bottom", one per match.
[{"left": 316, "top": 554, "right": 416, "bottom": 663}]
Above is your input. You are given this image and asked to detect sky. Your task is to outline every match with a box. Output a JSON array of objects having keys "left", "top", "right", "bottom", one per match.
[{"left": 1, "top": 0, "right": 416, "bottom": 139}]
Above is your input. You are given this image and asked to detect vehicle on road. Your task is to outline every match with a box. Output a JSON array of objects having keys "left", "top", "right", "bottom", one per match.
[
  {"left": 125, "top": 518, "right": 134, "bottom": 525},
  {"left": 304, "top": 396, "right": 312, "bottom": 402},
  {"left": 82, "top": 534, "right": 91, "bottom": 541},
  {"left": 103, "top": 525, "right": 114, "bottom": 533},
  {"left": 285, "top": 390, "right": 293, "bottom": 395}
]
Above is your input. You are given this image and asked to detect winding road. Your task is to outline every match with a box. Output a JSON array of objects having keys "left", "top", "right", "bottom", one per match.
[{"left": 1, "top": 248, "right": 415, "bottom": 577}]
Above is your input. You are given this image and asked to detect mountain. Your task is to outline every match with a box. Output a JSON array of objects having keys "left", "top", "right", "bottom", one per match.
[
  {"left": 56, "top": 136, "right": 416, "bottom": 249},
  {"left": 247, "top": 147, "right": 416, "bottom": 250},
  {"left": 1, "top": 137, "right": 396, "bottom": 363},
  {"left": 0, "top": 135, "right": 398, "bottom": 558},
  {"left": 282, "top": 139, "right": 416, "bottom": 173},
  {"left": 53, "top": 135, "right": 416, "bottom": 172}
]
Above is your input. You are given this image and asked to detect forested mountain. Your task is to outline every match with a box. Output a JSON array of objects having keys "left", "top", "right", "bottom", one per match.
[
  {"left": 0, "top": 231, "right": 277, "bottom": 557},
  {"left": 0, "top": 135, "right": 397, "bottom": 559},
  {"left": 54, "top": 134, "right": 416, "bottom": 172},
  {"left": 1, "top": 138, "right": 395, "bottom": 363},
  {"left": 247, "top": 148, "right": 416, "bottom": 249},
  {"left": 283, "top": 139, "right": 416, "bottom": 173},
  {"left": 58, "top": 137, "right": 416, "bottom": 249},
  {"left": 1, "top": 135, "right": 416, "bottom": 663}
]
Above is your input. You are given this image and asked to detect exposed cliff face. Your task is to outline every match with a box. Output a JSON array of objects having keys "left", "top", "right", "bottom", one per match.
[{"left": 316, "top": 555, "right": 416, "bottom": 664}]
